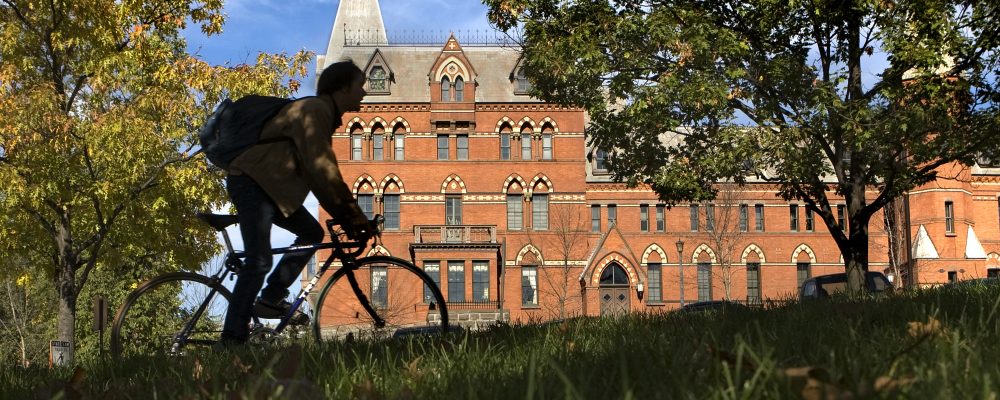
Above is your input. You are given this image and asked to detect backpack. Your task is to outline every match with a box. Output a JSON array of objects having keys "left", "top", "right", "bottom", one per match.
[{"left": 198, "top": 95, "right": 295, "bottom": 170}]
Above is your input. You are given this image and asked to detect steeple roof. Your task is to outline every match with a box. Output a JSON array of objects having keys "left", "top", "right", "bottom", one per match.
[{"left": 319, "top": 0, "right": 387, "bottom": 71}]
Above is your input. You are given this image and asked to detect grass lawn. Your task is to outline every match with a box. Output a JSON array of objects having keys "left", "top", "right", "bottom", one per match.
[{"left": 4, "top": 284, "right": 999, "bottom": 399}]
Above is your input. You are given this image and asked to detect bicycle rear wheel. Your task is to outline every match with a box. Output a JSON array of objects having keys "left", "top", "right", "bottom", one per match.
[
  {"left": 110, "top": 272, "right": 233, "bottom": 359},
  {"left": 313, "top": 256, "right": 450, "bottom": 341}
]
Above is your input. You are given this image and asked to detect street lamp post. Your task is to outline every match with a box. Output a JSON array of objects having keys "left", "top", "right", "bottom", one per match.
[{"left": 676, "top": 239, "right": 685, "bottom": 308}]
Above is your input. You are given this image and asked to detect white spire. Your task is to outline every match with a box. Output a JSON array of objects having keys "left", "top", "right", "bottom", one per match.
[
  {"left": 912, "top": 225, "right": 940, "bottom": 259},
  {"left": 965, "top": 226, "right": 987, "bottom": 259},
  {"left": 318, "top": 0, "right": 387, "bottom": 71}
]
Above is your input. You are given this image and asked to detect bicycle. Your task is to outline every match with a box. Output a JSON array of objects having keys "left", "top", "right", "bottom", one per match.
[{"left": 110, "top": 213, "right": 450, "bottom": 359}]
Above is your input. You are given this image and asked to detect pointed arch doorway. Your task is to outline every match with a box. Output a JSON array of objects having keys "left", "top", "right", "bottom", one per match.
[{"left": 599, "top": 262, "right": 630, "bottom": 317}]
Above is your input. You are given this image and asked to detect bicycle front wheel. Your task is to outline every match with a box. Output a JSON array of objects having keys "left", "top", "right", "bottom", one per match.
[
  {"left": 313, "top": 256, "right": 450, "bottom": 341},
  {"left": 111, "top": 272, "right": 232, "bottom": 359}
]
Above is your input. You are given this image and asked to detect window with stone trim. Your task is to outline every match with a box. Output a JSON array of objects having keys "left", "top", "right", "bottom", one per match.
[
  {"left": 647, "top": 262, "right": 662, "bottom": 302},
  {"left": 697, "top": 262, "right": 712, "bottom": 301},
  {"left": 473, "top": 261, "right": 490, "bottom": 303},
  {"left": 945, "top": 201, "right": 955, "bottom": 233},
  {"left": 455, "top": 76, "right": 464, "bottom": 101},
  {"left": 423, "top": 261, "right": 440, "bottom": 303},
  {"left": 448, "top": 261, "right": 465, "bottom": 303},
  {"left": 796, "top": 262, "right": 811, "bottom": 291},
  {"left": 532, "top": 193, "right": 549, "bottom": 230},
  {"left": 441, "top": 76, "right": 450, "bottom": 101},
  {"left": 521, "top": 266, "right": 538, "bottom": 306},
  {"left": 640, "top": 204, "right": 649, "bottom": 232},
  {"left": 371, "top": 266, "right": 387, "bottom": 308},
  {"left": 746, "top": 262, "right": 761, "bottom": 305},
  {"left": 507, "top": 194, "right": 523, "bottom": 230}
]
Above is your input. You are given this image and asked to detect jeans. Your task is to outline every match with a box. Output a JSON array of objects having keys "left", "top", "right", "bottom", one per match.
[{"left": 221, "top": 174, "right": 324, "bottom": 342}]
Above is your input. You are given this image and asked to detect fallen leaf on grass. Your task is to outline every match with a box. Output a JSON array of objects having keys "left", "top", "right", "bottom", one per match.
[
  {"left": 907, "top": 318, "right": 944, "bottom": 338},
  {"left": 873, "top": 375, "right": 918, "bottom": 393},
  {"left": 403, "top": 356, "right": 424, "bottom": 381}
]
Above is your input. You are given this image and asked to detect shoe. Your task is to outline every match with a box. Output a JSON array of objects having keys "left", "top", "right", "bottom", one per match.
[{"left": 254, "top": 297, "right": 310, "bottom": 326}]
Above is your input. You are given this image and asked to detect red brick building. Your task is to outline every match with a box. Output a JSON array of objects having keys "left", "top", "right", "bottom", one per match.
[{"left": 306, "top": 0, "right": 999, "bottom": 327}]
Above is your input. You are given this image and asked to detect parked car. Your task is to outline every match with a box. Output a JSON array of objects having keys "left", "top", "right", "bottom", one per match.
[
  {"left": 799, "top": 271, "right": 894, "bottom": 300},
  {"left": 678, "top": 300, "right": 750, "bottom": 313}
]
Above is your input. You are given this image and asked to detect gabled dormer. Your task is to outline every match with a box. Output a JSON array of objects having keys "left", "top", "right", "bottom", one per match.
[
  {"left": 429, "top": 34, "right": 477, "bottom": 103},
  {"left": 509, "top": 55, "right": 532, "bottom": 95},
  {"left": 363, "top": 48, "right": 393, "bottom": 95}
]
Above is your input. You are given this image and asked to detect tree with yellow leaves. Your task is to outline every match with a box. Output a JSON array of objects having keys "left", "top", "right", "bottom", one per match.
[{"left": 0, "top": 0, "right": 312, "bottom": 364}]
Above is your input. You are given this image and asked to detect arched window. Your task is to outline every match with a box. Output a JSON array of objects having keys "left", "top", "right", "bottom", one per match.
[
  {"left": 541, "top": 124, "right": 554, "bottom": 160},
  {"left": 599, "top": 263, "right": 629, "bottom": 286},
  {"left": 350, "top": 124, "right": 364, "bottom": 161},
  {"left": 520, "top": 124, "right": 532, "bottom": 160},
  {"left": 455, "top": 76, "right": 464, "bottom": 101},
  {"left": 499, "top": 123, "right": 512, "bottom": 160},
  {"left": 369, "top": 66, "right": 387, "bottom": 92},
  {"left": 371, "top": 124, "right": 384, "bottom": 161},
  {"left": 392, "top": 123, "right": 405, "bottom": 160},
  {"left": 441, "top": 76, "right": 451, "bottom": 102}
]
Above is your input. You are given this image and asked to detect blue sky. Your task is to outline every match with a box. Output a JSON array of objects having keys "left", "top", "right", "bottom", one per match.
[{"left": 190, "top": 0, "right": 498, "bottom": 296}]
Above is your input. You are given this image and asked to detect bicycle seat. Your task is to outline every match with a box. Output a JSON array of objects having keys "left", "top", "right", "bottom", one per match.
[{"left": 196, "top": 213, "right": 239, "bottom": 231}]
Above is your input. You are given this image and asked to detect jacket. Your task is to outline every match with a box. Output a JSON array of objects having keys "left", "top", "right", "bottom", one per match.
[{"left": 228, "top": 95, "right": 354, "bottom": 219}]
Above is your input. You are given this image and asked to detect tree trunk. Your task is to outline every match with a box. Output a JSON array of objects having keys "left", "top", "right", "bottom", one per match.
[
  {"left": 55, "top": 221, "right": 78, "bottom": 365},
  {"left": 844, "top": 216, "right": 870, "bottom": 295}
]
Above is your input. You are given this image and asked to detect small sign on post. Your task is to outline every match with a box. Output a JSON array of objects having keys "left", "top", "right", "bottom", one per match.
[
  {"left": 49, "top": 340, "right": 72, "bottom": 368},
  {"left": 93, "top": 296, "right": 108, "bottom": 358}
]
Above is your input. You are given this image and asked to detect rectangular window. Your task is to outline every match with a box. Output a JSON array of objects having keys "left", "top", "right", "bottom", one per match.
[
  {"left": 739, "top": 205, "right": 749, "bottom": 232},
  {"left": 656, "top": 205, "right": 665, "bottom": 232},
  {"left": 448, "top": 261, "right": 465, "bottom": 303},
  {"left": 371, "top": 266, "right": 387, "bottom": 308},
  {"left": 521, "top": 266, "right": 538, "bottom": 306},
  {"left": 394, "top": 136, "right": 404, "bottom": 160},
  {"left": 640, "top": 204, "right": 649, "bottom": 232},
  {"left": 690, "top": 204, "right": 699, "bottom": 231},
  {"left": 755, "top": 204, "right": 765, "bottom": 231},
  {"left": 358, "top": 194, "right": 374, "bottom": 219},
  {"left": 456, "top": 134, "right": 469, "bottom": 160},
  {"left": 607, "top": 204, "right": 617, "bottom": 226},
  {"left": 532, "top": 194, "right": 549, "bottom": 230},
  {"left": 697, "top": 262, "right": 712, "bottom": 302},
  {"left": 945, "top": 201, "right": 955, "bottom": 233},
  {"left": 500, "top": 133, "right": 511, "bottom": 160},
  {"left": 472, "top": 261, "right": 490, "bottom": 303},
  {"left": 383, "top": 194, "right": 400, "bottom": 230},
  {"left": 790, "top": 205, "right": 799, "bottom": 231},
  {"left": 507, "top": 195, "right": 522, "bottom": 230},
  {"left": 373, "top": 136, "right": 383, "bottom": 160},
  {"left": 521, "top": 136, "right": 532, "bottom": 160},
  {"left": 796, "top": 262, "right": 811, "bottom": 290},
  {"left": 805, "top": 208, "right": 814, "bottom": 231},
  {"left": 706, "top": 204, "right": 715, "bottom": 231},
  {"left": 594, "top": 149, "right": 607, "bottom": 171},
  {"left": 837, "top": 205, "right": 846, "bottom": 231},
  {"left": 423, "top": 261, "right": 440, "bottom": 303},
  {"left": 351, "top": 134, "right": 363, "bottom": 160},
  {"left": 542, "top": 134, "right": 553, "bottom": 160},
  {"left": 437, "top": 135, "right": 449, "bottom": 160},
  {"left": 445, "top": 196, "right": 462, "bottom": 225},
  {"left": 647, "top": 263, "right": 662, "bottom": 302},
  {"left": 746, "top": 262, "right": 761, "bottom": 305},
  {"left": 591, "top": 205, "right": 601, "bottom": 232}
]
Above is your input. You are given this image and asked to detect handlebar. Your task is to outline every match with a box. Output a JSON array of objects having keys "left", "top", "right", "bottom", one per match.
[{"left": 325, "top": 214, "right": 384, "bottom": 259}]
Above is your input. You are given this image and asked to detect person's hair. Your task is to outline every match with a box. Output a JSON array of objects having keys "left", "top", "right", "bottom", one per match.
[{"left": 316, "top": 61, "right": 364, "bottom": 96}]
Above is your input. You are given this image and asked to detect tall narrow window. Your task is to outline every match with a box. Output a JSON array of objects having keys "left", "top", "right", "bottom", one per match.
[
  {"left": 746, "top": 262, "right": 761, "bottom": 305},
  {"left": 739, "top": 205, "right": 749, "bottom": 232},
  {"left": 441, "top": 76, "right": 450, "bottom": 101},
  {"left": 837, "top": 204, "right": 846, "bottom": 231},
  {"left": 521, "top": 131, "right": 532, "bottom": 160},
  {"left": 656, "top": 205, "right": 665, "bottom": 232},
  {"left": 532, "top": 194, "right": 549, "bottom": 230},
  {"left": 472, "top": 261, "right": 489, "bottom": 303},
  {"left": 690, "top": 204, "right": 699, "bottom": 231},
  {"left": 594, "top": 149, "right": 608, "bottom": 171},
  {"left": 697, "top": 262, "right": 712, "bottom": 302},
  {"left": 706, "top": 204, "right": 715, "bottom": 231},
  {"left": 647, "top": 263, "right": 662, "bottom": 302},
  {"left": 755, "top": 204, "right": 765, "bottom": 231},
  {"left": 437, "top": 135, "right": 449, "bottom": 160},
  {"left": 393, "top": 132, "right": 405, "bottom": 160},
  {"left": 796, "top": 262, "right": 811, "bottom": 290},
  {"left": 423, "top": 261, "right": 440, "bottom": 303},
  {"left": 445, "top": 196, "right": 462, "bottom": 225},
  {"left": 521, "top": 266, "right": 538, "bottom": 306},
  {"left": 542, "top": 134, "right": 553, "bottom": 160},
  {"left": 358, "top": 194, "right": 374, "bottom": 219},
  {"left": 351, "top": 131, "right": 363, "bottom": 161},
  {"left": 805, "top": 208, "right": 814, "bottom": 231},
  {"left": 383, "top": 194, "right": 400, "bottom": 230},
  {"left": 607, "top": 204, "right": 617, "bottom": 226},
  {"left": 640, "top": 204, "right": 649, "bottom": 232},
  {"left": 454, "top": 77, "right": 464, "bottom": 101},
  {"left": 591, "top": 205, "right": 601, "bottom": 232},
  {"left": 789, "top": 205, "right": 799, "bottom": 231},
  {"left": 507, "top": 194, "right": 523, "bottom": 230},
  {"left": 448, "top": 261, "right": 465, "bottom": 302},
  {"left": 945, "top": 201, "right": 955, "bottom": 233},
  {"left": 371, "top": 266, "right": 388, "bottom": 308},
  {"left": 372, "top": 133, "right": 384, "bottom": 160},
  {"left": 500, "top": 130, "right": 511, "bottom": 160},
  {"left": 456, "top": 134, "right": 469, "bottom": 160}
]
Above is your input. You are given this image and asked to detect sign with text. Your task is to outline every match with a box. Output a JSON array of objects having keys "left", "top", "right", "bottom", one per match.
[{"left": 49, "top": 340, "right": 72, "bottom": 368}]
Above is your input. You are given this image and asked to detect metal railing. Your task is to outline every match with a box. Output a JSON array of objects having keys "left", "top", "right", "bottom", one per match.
[
  {"left": 413, "top": 225, "right": 497, "bottom": 244},
  {"left": 343, "top": 29, "right": 521, "bottom": 47}
]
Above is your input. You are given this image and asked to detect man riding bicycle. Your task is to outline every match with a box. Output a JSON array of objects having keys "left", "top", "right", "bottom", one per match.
[{"left": 220, "top": 61, "right": 371, "bottom": 346}]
